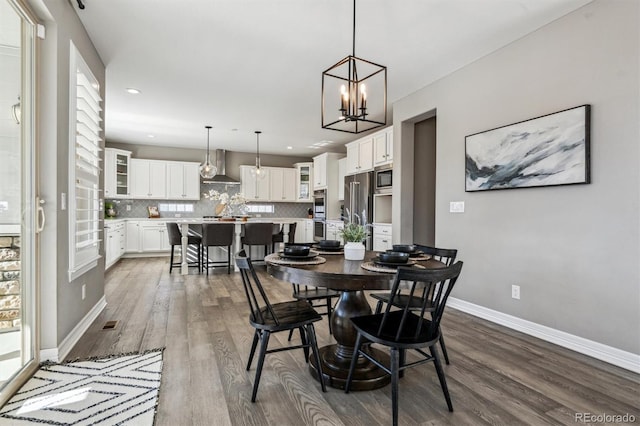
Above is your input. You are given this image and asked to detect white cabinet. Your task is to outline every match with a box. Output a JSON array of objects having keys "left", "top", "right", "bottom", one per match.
[
  {"left": 374, "top": 127, "right": 393, "bottom": 166},
  {"left": 167, "top": 161, "right": 201, "bottom": 200},
  {"left": 140, "top": 222, "right": 170, "bottom": 252},
  {"left": 313, "top": 154, "right": 328, "bottom": 189},
  {"left": 294, "top": 162, "right": 313, "bottom": 202},
  {"left": 240, "top": 165, "right": 271, "bottom": 201},
  {"left": 105, "top": 221, "right": 126, "bottom": 269},
  {"left": 326, "top": 220, "right": 344, "bottom": 244},
  {"left": 294, "top": 219, "right": 314, "bottom": 243},
  {"left": 104, "top": 148, "right": 131, "bottom": 199},
  {"left": 126, "top": 221, "right": 141, "bottom": 252},
  {"left": 131, "top": 159, "right": 167, "bottom": 199},
  {"left": 372, "top": 224, "right": 393, "bottom": 252},
  {"left": 338, "top": 158, "right": 346, "bottom": 201},
  {"left": 346, "top": 137, "right": 373, "bottom": 175},
  {"left": 269, "top": 168, "right": 297, "bottom": 202}
]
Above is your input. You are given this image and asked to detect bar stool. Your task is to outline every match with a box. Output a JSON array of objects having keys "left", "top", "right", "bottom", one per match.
[
  {"left": 241, "top": 222, "right": 274, "bottom": 262},
  {"left": 166, "top": 223, "right": 201, "bottom": 273},
  {"left": 272, "top": 222, "right": 297, "bottom": 253},
  {"left": 201, "top": 223, "right": 234, "bottom": 274}
]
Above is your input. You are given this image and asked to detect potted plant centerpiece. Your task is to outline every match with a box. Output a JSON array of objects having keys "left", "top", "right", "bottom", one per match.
[{"left": 340, "top": 222, "right": 368, "bottom": 261}]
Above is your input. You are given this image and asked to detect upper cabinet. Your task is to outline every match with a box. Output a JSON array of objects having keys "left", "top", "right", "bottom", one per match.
[
  {"left": 345, "top": 137, "right": 373, "bottom": 175},
  {"left": 166, "top": 161, "right": 201, "bottom": 200},
  {"left": 104, "top": 148, "right": 131, "bottom": 199},
  {"left": 373, "top": 127, "right": 393, "bottom": 166},
  {"left": 294, "top": 162, "right": 313, "bottom": 202},
  {"left": 313, "top": 152, "right": 343, "bottom": 190},
  {"left": 240, "top": 165, "right": 271, "bottom": 201},
  {"left": 346, "top": 126, "right": 393, "bottom": 175},
  {"left": 269, "top": 167, "right": 297, "bottom": 202},
  {"left": 131, "top": 159, "right": 167, "bottom": 199}
]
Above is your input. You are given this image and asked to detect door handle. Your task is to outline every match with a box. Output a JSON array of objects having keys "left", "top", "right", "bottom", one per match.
[{"left": 36, "top": 197, "right": 46, "bottom": 233}]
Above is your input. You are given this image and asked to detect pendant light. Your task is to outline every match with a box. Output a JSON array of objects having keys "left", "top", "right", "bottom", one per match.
[
  {"left": 321, "top": 0, "right": 387, "bottom": 134},
  {"left": 199, "top": 125, "right": 217, "bottom": 179},
  {"left": 250, "top": 130, "right": 267, "bottom": 180}
]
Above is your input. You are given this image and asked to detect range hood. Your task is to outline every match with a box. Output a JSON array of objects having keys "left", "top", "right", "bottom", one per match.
[{"left": 202, "top": 149, "right": 240, "bottom": 185}]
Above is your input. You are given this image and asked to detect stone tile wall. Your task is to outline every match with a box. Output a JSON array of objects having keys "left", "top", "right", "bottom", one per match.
[{"left": 0, "top": 235, "right": 20, "bottom": 330}]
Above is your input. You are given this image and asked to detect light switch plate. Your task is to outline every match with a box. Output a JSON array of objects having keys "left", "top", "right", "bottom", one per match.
[
  {"left": 449, "top": 201, "right": 465, "bottom": 213},
  {"left": 61, "top": 193, "right": 67, "bottom": 211}
]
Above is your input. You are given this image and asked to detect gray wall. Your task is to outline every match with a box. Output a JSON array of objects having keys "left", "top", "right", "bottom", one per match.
[
  {"left": 393, "top": 0, "right": 639, "bottom": 354},
  {"left": 412, "top": 117, "right": 436, "bottom": 246},
  {"left": 33, "top": 0, "right": 106, "bottom": 352}
]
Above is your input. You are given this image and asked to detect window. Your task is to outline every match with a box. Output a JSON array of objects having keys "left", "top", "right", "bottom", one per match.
[
  {"left": 68, "top": 43, "right": 102, "bottom": 281},
  {"left": 245, "top": 204, "right": 275, "bottom": 214}
]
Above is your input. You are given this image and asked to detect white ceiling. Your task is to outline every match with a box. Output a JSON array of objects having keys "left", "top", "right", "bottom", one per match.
[{"left": 74, "top": 0, "right": 591, "bottom": 156}]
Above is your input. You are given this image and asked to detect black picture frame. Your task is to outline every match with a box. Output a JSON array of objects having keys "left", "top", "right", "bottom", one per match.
[{"left": 465, "top": 105, "right": 591, "bottom": 192}]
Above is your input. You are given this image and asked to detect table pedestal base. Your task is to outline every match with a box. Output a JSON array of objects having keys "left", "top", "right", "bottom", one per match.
[{"left": 309, "top": 344, "right": 390, "bottom": 390}]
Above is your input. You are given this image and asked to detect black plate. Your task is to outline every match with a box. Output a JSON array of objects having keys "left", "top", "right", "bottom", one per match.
[
  {"left": 373, "top": 257, "right": 416, "bottom": 268},
  {"left": 386, "top": 249, "right": 425, "bottom": 258},
  {"left": 315, "top": 245, "right": 343, "bottom": 252},
  {"left": 278, "top": 250, "right": 319, "bottom": 260}
]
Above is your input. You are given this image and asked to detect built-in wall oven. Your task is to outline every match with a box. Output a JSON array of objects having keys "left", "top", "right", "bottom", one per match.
[
  {"left": 313, "top": 189, "right": 326, "bottom": 219},
  {"left": 313, "top": 219, "right": 325, "bottom": 242}
]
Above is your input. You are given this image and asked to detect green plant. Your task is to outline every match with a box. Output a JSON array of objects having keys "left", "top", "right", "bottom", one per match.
[{"left": 340, "top": 223, "right": 368, "bottom": 243}]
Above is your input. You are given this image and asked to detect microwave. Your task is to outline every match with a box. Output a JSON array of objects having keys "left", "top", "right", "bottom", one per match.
[{"left": 374, "top": 167, "right": 392, "bottom": 193}]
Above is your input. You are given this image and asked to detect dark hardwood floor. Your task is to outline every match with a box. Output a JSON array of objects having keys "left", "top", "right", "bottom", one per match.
[{"left": 67, "top": 258, "right": 640, "bottom": 425}]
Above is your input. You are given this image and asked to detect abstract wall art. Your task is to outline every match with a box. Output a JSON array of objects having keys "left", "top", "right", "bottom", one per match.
[{"left": 465, "top": 105, "right": 591, "bottom": 192}]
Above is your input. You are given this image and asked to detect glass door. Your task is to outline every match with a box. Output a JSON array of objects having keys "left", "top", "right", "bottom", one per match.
[{"left": 0, "top": 0, "right": 39, "bottom": 406}]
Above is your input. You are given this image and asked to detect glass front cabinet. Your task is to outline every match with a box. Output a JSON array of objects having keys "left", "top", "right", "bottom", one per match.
[{"left": 294, "top": 162, "right": 313, "bottom": 202}]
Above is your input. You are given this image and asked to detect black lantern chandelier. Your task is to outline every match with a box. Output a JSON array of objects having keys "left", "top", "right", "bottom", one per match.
[{"left": 321, "top": 0, "right": 387, "bottom": 134}]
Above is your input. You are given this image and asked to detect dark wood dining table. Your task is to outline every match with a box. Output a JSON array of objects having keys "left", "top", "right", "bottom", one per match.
[{"left": 266, "top": 250, "right": 445, "bottom": 391}]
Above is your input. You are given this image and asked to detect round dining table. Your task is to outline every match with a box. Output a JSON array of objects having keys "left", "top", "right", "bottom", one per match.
[{"left": 266, "top": 250, "right": 444, "bottom": 391}]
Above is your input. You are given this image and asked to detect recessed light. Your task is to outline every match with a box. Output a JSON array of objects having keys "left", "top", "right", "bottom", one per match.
[
  {"left": 147, "top": 134, "right": 155, "bottom": 138},
  {"left": 286, "top": 146, "right": 293, "bottom": 150},
  {"left": 126, "top": 88, "right": 141, "bottom": 94}
]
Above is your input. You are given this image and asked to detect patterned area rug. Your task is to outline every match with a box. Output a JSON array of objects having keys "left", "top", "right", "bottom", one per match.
[{"left": 0, "top": 350, "right": 163, "bottom": 425}]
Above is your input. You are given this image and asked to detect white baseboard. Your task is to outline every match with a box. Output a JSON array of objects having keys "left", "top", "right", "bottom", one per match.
[
  {"left": 40, "top": 296, "right": 107, "bottom": 363},
  {"left": 447, "top": 297, "right": 640, "bottom": 374}
]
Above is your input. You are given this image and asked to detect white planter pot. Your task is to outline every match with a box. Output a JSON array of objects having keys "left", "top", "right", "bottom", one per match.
[{"left": 344, "top": 242, "right": 365, "bottom": 261}]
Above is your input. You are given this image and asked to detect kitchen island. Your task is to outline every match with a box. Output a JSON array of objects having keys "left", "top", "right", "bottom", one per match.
[{"left": 176, "top": 218, "right": 296, "bottom": 274}]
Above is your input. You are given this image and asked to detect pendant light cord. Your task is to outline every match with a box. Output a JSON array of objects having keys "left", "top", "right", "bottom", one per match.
[
  {"left": 206, "top": 126, "right": 212, "bottom": 163},
  {"left": 255, "top": 131, "right": 262, "bottom": 168},
  {"left": 352, "top": 0, "right": 356, "bottom": 57}
]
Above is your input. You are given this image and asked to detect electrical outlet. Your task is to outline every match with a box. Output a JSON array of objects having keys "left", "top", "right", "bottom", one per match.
[
  {"left": 82, "top": 284, "right": 86, "bottom": 300},
  {"left": 126, "top": 205, "right": 131, "bottom": 211},
  {"left": 511, "top": 285, "right": 520, "bottom": 300}
]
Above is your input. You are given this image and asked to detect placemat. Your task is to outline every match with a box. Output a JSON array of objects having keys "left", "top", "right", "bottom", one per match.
[
  {"left": 412, "top": 254, "right": 432, "bottom": 261},
  {"left": 265, "top": 253, "right": 327, "bottom": 266},
  {"left": 315, "top": 249, "right": 344, "bottom": 255},
  {"left": 361, "top": 261, "right": 426, "bottom": 274}
]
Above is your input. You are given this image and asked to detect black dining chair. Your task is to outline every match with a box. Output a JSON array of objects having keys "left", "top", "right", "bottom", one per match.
[
  {"left": 345, "top": 262, "right": 464, "bottom": 426},
  {"left": 241, "top": 222, "right": 274, "bottom": 262},
  {"left": 370, "top": 245, "right": 458, "bottom": 364},
  {"left": 287, "top": 284, "right": 339, "bottom": 340},
  {"left": 166, "top": 222, "right": 202, "bottom": 273},
  {"left": 201, "top": 223, "right": 234, "bottom": 274},
  {"left": 235, "top": 250, "right": 326, "bottom": 402}
]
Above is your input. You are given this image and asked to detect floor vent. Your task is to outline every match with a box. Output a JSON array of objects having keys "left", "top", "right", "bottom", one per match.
[{"left": 102, "top": 320, "right": 118, "bottom": 330}]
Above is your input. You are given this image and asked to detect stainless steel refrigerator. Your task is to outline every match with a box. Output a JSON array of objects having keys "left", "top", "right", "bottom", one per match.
[{"left": 344, "top": 171, "right": 374, "bottom": 249}]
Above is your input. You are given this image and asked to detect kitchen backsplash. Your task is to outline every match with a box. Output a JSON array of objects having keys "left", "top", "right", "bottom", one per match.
[{"left": 106, "top": 198, "right": 312, "bottom": 219}]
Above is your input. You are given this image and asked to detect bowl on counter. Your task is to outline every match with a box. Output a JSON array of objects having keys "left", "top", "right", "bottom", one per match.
[
  {"left": 378, "top": 251, "right": 410, "bottom": 264},
  {"left": 283, "top": 245, "right": 311, "bottom": 256},
  {"left": 392, "top": 244, "right": 418, "bottom": 254}
]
